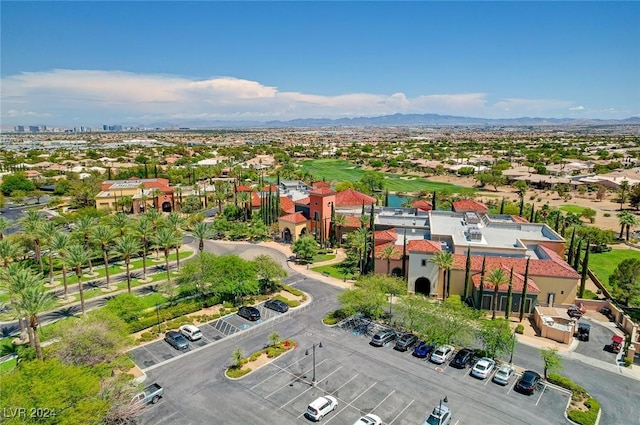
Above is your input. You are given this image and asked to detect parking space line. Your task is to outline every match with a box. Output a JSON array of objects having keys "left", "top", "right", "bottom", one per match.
[
  {"left": 328, "top": 374, "right": 359, "bottom": 395},
  {"left": 535, "top": 385, "right": 547, "bottom": 406},
  {"left": 262, "top": 361, "right": 322, "bottom": 400},
  {"left": 324, "top": 381, "right": 377, "bottom": 425},
  {"left": 142, "top": 345, "right": 164, "bottom": 363},
  {"left": 249, "top": 357, "right": 311, "bottom": 390},
  {"left": 388, "top": 398, "right": 415, "bottom": 425},
  {"left": 507, "top": 380, "right": 517, "bottom": 394},
  {"left": 280, "top": 366, "right": 344, "bottom": 408},
  {"left": 369, "top": 389, "right": 395, "bottom": 412}
]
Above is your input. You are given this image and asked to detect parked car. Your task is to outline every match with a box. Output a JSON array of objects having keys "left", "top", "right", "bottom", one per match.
[
  {"left": 492, "top": 364, "right": 515, "bottom": 385},
  {"left": 394, "top": 332, "right": 418, "bottom": 351},
  {"left": 470, "top": 357, "right": 495, "bottom": 379},
  {"left": 305, "top": 395, "right": 338, "bottom": 421},
  {"left": 131, "top": 383, "right": 164, "bottom": 405},
  {"left": 423, "top": 404, "right": 451, "bottom": 425},
  {"left": 575, "top": 322, "right": 591, "bottom": 342},
  {"left": 264, "top": 299, "right": 290, "bottom": 313},
  {"left": 238, "top": 306, "right": 261, "bottom": 321},
  {"left": 179, "top": 324, "right": 202, "bottom": 341},
  {"left": 515, "top": 370, "right": 542, "bottom": 395},
  {"left": 413, "top": 341, "right": 435, "bottom": 358},
  {"left": 353, "top": 414, "right": 382, "bottom": 425},
  {"left": 567, "top": 303, "right": 585, "bottom": 318},
  {"left": 610, "top": 335, "right": 624, "bottom": 353},
  {"left": 164, "top": 331, "right": 189, "bottom": 350},
  {"left": 449, "top": 348, "right": 474, "bottom": 368},
  {"left": 430, "top": 345, "right": 454, "bottom": 364},
  {"left": 370, "top": 330, "right": 396, "bottom": 347}
]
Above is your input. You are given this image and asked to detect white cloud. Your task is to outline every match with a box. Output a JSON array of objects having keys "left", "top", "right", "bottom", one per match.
[
  {"left": 0, "top": 69, "right": 592, "bottom": 124},
  {"left": 569, "top": 106, "right": 585, "bottom": 111}
]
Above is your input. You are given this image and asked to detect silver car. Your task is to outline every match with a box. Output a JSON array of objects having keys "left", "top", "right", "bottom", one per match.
[
  {"left": 430, "top": 345, "right": 454, "bottom": 364},
  {"left": 471, "top": 357, "right": 496, "bottom": 379},
  {"left": 492, "top": 364, "right": 515, "bottom": 385}
]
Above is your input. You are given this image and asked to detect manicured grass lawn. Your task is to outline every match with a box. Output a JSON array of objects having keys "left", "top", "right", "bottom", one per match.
[
  {"left": 300, "top": 159, "right": 472, "bottom": 193},
  {"left": 311, "top": 263, "right": 354, "bottom": 280},
  {"left": 560, "top": 205, "right": 587, "bottom": 214},
  {"left": 138, "top": 293, "right": 170, "bottom": 310},
  {"left": 588, "top": 248, "right": 640, "bottom": 288},
  {"left": 0, "top": 358, "right": 16, "bottom": 374},
  {"left": 312, "top": 253, "right": 336, "bottom": 263}
]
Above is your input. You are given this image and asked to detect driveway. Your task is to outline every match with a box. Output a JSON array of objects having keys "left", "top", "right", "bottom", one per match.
[{"left": 573, "top": 318, "right": 619, "bottom": 363}]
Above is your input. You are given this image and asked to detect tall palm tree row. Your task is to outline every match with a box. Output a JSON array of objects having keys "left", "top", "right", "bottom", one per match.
[
  {"left": 133, "top": 216, "right": 154, "bottom": 280},
  {"left": 154, "top": 226, "right": 181, "bottom": 284},
  {"left": 191, "top": 221, "right": 211, "bottom": 254},
  {"left": 39, "top": 220, "right": 59, "bottom": 284},
  {"left": 0, "top": 239, "right": 19, "bottom": 268},
  {"left": 65, "top": 244, "right": 91, "bottom": 315},
  {"left": 91, "top": 225, "right": 117, "bottom": 290},
  {"left": 165, "top": 212, "right": 185, "bottom": 271},
  {"left": 49, "top": 231, "right": 71, "bottom": 299},
  {"left": 113, "top": 235, "right": 141, "bottom": 294},
  {"left": 0, "top": 216, "right": 13, "bottom": 240},
  {"left": 20, "top": 209, "right": 45, "bottom": 273},
  {"left": 73, "top": 216, "right": 98, "bottom": 274}
]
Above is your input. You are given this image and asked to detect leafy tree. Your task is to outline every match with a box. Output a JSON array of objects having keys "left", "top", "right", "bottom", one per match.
[
  {"left": 182, "top": 194, "right": 203, "bottom": 213},
  {"left": 479, "top": 318, "right": 514, "bottom": 359},
  {"left": 629, "top": 183, "right": 640, "bottom": 210},
  {"left": 268, "top": 331, "right": 280, "bottom": 347},
  {"left": 53, "top": 310, "right": 130, "bottom": 367},
  {"left": 292, "top": 235, "right": 318, "bottom": 264},
  {"left": 337, "top": 251, "right": 360, "bottom": 281},
  {"left": 335, "top": 181, "right": 355, "bottom": 192},
  {"left": 356, "top": 171, "right": 385, "bottom": 195},
  {"left": 0, "top": 359, "right": 109, "bottom": 425},
  {"left": 104, "top": 294, "right": 145, "bottom": 323},
  {"left": 253, "top": 254, "right": 287, "bottom": 292},
  {"left": 232, "top": 347, "right": 244, "bottom": 368},
  {"left": 540, "top": 347, "right": 562, "bottom": 379},
  {"left": 610, "top": 258, "right": 640, "bottom": 306},
  {"left": 0, "top": 172, "right": 36, "bottom": 196}
]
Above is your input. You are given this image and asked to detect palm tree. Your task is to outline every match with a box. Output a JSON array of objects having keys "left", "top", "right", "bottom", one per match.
[
  {"left": 238, "top": 191, "right": 251, "bottom": 221},
  {"left": 144, "top": 209, "right": 163, "bottom": 258},
  {"left": 619, "top": 180, "right": 630, "bottom": 210},
  {"left": 0, "top": 239, "right": 19, "bottom": 268},
  {"left": 113, "top": 236, "right": 141, "bottom": 294},
  {"left": 49, "top": 231, "right": 71, "bottom": 299},
  {"left": 91, "top": 225, "right": 116, "bottom": 289},
  {"left": 38, "top": 220, "right": 59, "bottom": 284},
  {"left": 380, "top": 245, "right": 399, "bottom": 276},
  {"left": 165, "top": 213, "right": 185, "bottom": 270},
  {"left": 154, "top": 227, "right": 180, "bottom": 284},
  {"left": 350, "top": 227, "right": 370, "bottom": 275},
  {"left": 21, "top": 209, "right": 45, "bottom": 273},
  {"left": 487, "top": 267, "right": 508, "bottom": 320},
  {"left": 133, "top": 217, "right": 153, "bottom": 280},
  {"left": 618, "top": 210, "right": 638, "bottom": 241},
  {"left": 109, "top": 211, "right": 130, "bottom": 237},
  {"left": 430, "top": 251, "right": 453, "bottom": 299},
  {"left": 0, "top": 263, "right": 32, "bottom": 341},
  {"left": 150, "top": 188, "right": 163, "bottom": 210},
  {"left": 0, "top": 216, "right": 12, "bottom": 240},
  {"left": 16, "top": 277, "right": 54, "bottom": 360},
  {"left": 214, "top": 181, "right": 229, "bottom": 214},
  {"left": 66, "top": 244, "right": 91, "bottom": 315},
  {"left": 333, "top": 214, "right": 347, "bottom": 247},
  {"left": 191, "top": 221, "right": 211, "bottom": 253},
  {"left": 74, "top": 216, "right": 98, "bottom": 274}
]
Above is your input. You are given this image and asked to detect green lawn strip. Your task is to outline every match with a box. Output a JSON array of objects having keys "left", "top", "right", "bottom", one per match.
[
  {"left": 312, "top": 253, "right": 336, "bottom": 263},
  {"left": 311, "top": 263, "right": 353, "bottom": 280},
  {"left": 47, "top": 249, "right": 193, "bottom": 287},
  {"left": 299, "top": 159, "right": 471, "bottom": 193},
  {"left": 588, "top": 249, "right": 640, "bottom": 289},
  {"left": 560, "top": 205, "right": 587, "bottom": 214},
  {"left": 0, "top": 358, "right": 16, "bottom": 374}
]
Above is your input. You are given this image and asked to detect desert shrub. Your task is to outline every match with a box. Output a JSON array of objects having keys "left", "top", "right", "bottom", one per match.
[
  {"left": 281, "top": 284, "right": 303, "bottom": 297},
  {"left": 323, "top": 309, "right": 348, "bottom": 325},
  {"left": 515, "top": 324, "right": 525, "bottom": 334},
  {"left": 226, "top": 366, "right": 251, "bottom": 378}
]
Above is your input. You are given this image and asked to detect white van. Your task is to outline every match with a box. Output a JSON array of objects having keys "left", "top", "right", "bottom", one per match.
[
  {"left": 305, "top": 396, "right": 338, "bottom": 421},
  {"left": 179, "top": 324, "right": 202, "bottom": 341}
]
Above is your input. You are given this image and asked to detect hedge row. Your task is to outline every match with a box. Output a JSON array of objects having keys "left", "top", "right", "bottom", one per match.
[
  {"left": 273, "top": 294, "right": 300, "bottom": 308},
  {"left": 548, "top": 373, "right": 599, "bottom": 425}
]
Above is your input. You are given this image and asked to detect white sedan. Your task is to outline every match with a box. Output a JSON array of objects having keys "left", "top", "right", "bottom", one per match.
[
  {"left": 471, "top": 357, "right": 496, "bottom": 379},
  {"left": 430, "top": 345, "right": 455, "bottom": 364},
  {"left": 353, "top": 414, "right": 382, "bottom": 425}
]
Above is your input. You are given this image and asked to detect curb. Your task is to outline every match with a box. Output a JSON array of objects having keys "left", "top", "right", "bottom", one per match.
[{"left": 224, "top": 342, "right": 297, "bottom": 381}]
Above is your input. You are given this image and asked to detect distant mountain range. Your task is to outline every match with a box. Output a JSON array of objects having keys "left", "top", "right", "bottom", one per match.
[{"left": 146, "top": 113, "right": 640, "bottom": 129}]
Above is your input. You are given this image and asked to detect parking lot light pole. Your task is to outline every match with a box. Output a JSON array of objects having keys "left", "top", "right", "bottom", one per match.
[
  {"left": 509, "top": 329, "right": 517, "bottom": 364},
  {"left": 389, "top": 292, "right": 395, "bottom": 316},
  {"left": 305, "top": 342, "right": 323, "bottom": 386},
  {"left": 156, "top": 303, "right": 161, "bottom": 334},
  {"left": 439, "top": 395, "right": 448, "bottom": 420}
]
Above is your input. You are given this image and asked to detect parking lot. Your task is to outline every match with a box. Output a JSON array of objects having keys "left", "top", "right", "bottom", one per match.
[
  {"left": 572, "top": 318, "right": 619, "bottom": 363},
  {"left": 129, "top": 301, "right": 289, "bottom": 370}
]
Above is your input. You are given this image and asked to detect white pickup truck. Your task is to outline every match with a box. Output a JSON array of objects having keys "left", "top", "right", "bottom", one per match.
[{"left": 132, "top": 383, "right": 164, "bottom": 405}]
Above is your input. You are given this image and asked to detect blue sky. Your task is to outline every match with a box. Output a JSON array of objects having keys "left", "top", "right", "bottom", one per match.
[{"left": 1, "top": 1, "right": 639, "bottom": 126}]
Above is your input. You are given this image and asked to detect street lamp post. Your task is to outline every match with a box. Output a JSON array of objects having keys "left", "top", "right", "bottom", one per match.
[
  {"left": 305, "top": 342, "right": 323, "bottom": 386},
  {"left": 509, "top": 329, "right": 517, "bottom": 364},
  {"left": 156, "top": 303, "right": 161, "bottom": 334},
  {"left": 438, "top": 395, "right": 448, "bottom": 423}
]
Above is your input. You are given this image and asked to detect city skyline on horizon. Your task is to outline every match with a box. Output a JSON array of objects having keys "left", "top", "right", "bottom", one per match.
[{"left": 1, "top": 2, "right": 639, "bottom": 127}]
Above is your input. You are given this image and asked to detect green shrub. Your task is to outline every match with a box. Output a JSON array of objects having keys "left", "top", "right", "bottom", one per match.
[
  {"left": 223, "top": 301, "right": 234, "bottom": 308},
  {"left": 281, "top": 285, "right": 303, "bottom": 297},
  {"left": 226, "top": 366, "right": 251, "bottom": 378},
  {"left": 273, "top": 295, "right": 300, "bottom": 308},
  {"left": 603, "top": 213, "right": 611, "bottom": 218},
  {"left": 249, "top": 352, "right": 261, "bottom": 362},
  {"left": 515, "top": 324, "right": 525, "bottom": 334},
  {"left": 323, "top": 309, "right": 347, "bottom": 325},
  {"left": 582, "top": 289, "right": 599, "bottom": 300},
  {"left": 623, "top": 358, "right": 632, "bottom": 367},
  {"left": 139, "top": 332, "right": 155, "bottom": 342},
  {"left": 568, "top": 397, "right": 600, "bottom": 425}
]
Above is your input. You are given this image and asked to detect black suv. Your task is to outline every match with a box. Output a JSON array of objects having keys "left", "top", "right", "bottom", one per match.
[
  {"left": 450, "top": 348, "right": 474, "bottom": 368},
  {"left": 238, "top": 306, "right": 261, "bottom": 321},
  {"left": 575, "top": 322, "right": 591, "bottom": 341},
  {"left": 394, "top": 333, "right": 418, "bottom": 351}
]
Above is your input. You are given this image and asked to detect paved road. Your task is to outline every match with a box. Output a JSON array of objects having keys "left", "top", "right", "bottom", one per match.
[{"left": 573, "top": 317, "right": 619, "bottom": 363}]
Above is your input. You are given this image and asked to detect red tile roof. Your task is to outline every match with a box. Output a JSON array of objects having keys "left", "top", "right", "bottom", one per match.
[
  {"left": 236, "top": 185, "right": 253, "bottom": 192},
  {"left": 452, "top": 199, "right": 489, "bottom": 212},
  {"left": 408, "top": 240, "right": 442, "bottom": 254},
  {"left": 374, "top": 229, "right": 398, "bottom": 245},
  {"left": 451, "top": 254, "right": 579, "bottom": 279},
  {"left": 262, "top": 185, "right": 279, "bottom": 192},
  {"left": 472, "top": 266, "right": 540, "bottom": 293},
  {"left": 309, "top": 187, "right": 336, "bottom": 196},
  {"left": 413, "top": 200, "right": 433, "bottom": 211},
  {"left": 374, "top": 242, "right": 403, "bottom": 259},
  {"left": 295, "top": 197, "right": 310, "bottom": 205},
  {"left": 335, "top": 189, "right": 375, "bottom": 207},
  {"left": 279, "top": 212, "right": 308, "bottom": 224},
  {"left": 511, "top": 215, "right": 529, "bottom": 223},
  {"left": 312, "top": 181, "right": 331, "bottom": 188},
  {"left": 342, "top": 215, "right": 362, "bottom": 228},
  {"left": 251, "top": 192, "right": 261, "bottom": 208},
  {"left": 279, "top": 196, "right": 295, "bottom": 214}
]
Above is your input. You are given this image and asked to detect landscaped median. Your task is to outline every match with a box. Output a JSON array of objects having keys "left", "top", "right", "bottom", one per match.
[
  {"left": 225, "top": 338, "right": 297, "bottom": 379},
  {"left": 548, "top": 373, "right": 601, "bottom": 425}
]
